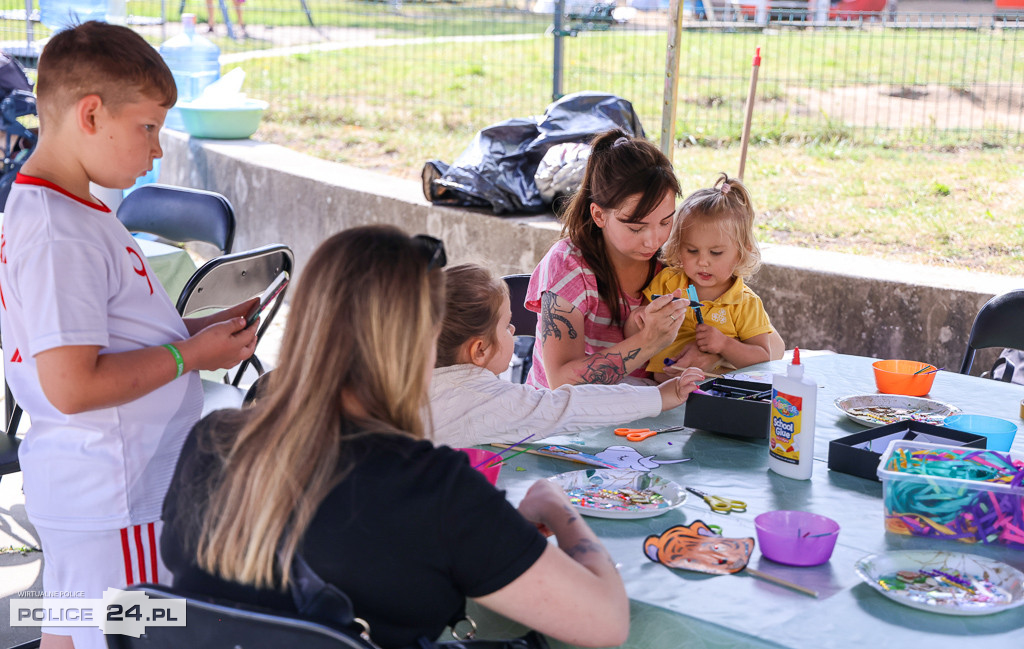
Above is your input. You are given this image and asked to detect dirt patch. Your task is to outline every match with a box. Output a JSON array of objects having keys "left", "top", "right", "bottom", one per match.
[{"left": 780, "top": 82, "right": 1024, "bottom": 130}]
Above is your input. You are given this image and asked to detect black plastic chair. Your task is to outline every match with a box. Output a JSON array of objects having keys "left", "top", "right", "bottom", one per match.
[
  {"left": 958, "top": 288, "right": 1024, "bottom": 375},
  {"left": 105, "top": 584, "right": 369, "bottom": 649},
  {"left": 117, "top": 184, "right": 236, "bottom": 256},
  {"left": 177, "top": 244, "right": 294, "bottom": 388},
  {"left": 0, "top": 382, "right": 24, "bottom": 487},
  {"left": 0, "top": 318, "right": 24, "bottom": 487},
  {"left": 502, "top": 274, "right": 537, "bottom": 384},
  {"left": 242, "top": 368, "right": 274, "bottom": 407}
]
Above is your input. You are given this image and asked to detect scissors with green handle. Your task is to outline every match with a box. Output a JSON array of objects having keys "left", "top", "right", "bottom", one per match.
[{"left": 685, "top": 487, "right": 747, "bottom": 513}]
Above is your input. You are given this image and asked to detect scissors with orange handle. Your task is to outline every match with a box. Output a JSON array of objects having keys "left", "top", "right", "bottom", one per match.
[{"left": 614, "top": 425, "right": 686, "bottom": 442}]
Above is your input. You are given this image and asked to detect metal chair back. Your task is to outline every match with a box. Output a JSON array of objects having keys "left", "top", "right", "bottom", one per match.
[
  {"left": 105, "top": 584, "right": 370, "bottom": 649},
  {"left": 177, "top": 244, "right": 294, "bottom": 386}
]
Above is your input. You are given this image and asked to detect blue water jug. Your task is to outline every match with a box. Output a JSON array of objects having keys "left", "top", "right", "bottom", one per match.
[
  {"left": 159, "top": 13, "right": 221, "bottom": 131},
  {"left": 39, "top": 0, "right": 108, "bottom": 31}
]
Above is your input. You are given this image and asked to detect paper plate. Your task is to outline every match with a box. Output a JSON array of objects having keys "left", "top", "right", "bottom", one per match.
[
  {"left": 834, "top": 394, "right": 960, "bottom": 428},
  {"left": 855, "top": 550, "right": 1024, "bottom": 616},
  {"left": 548, "top": 469, "right": 686, "bottom": 520}
]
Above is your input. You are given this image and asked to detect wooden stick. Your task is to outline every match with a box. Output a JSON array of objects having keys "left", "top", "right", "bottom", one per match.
[
  {"left": 737, "top": 47, "right": 761, "bottom": 181},
  {"left": 745, "top": 568, "right": 819, "bottom": 598}
]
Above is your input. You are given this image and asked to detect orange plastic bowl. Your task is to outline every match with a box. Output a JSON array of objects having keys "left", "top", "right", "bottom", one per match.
[{"left": 871, "top": 359, "right": 936, "bottom": 396}]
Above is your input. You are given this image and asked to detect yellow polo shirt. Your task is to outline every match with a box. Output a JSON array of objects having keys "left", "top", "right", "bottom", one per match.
[{"left": 643, "top": 268, "right": 774, "bottom": 373}]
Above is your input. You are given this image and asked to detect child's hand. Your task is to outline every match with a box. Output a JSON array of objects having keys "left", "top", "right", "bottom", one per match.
[
  {"left": 184, "top": 316, "right": 259, "bottom": 372},
  {"left": 694, "top": 323, "right": 729, "bottom": 354},
  {"left": 657, "top": 366, "right": 705, "bottom": 411},
  {"left": 668, "top": 342, "right": 722, "bottom": 373}
]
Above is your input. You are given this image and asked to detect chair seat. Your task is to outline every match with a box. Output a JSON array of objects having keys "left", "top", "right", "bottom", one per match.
[{"left": 201, "top": 379, "right": 247, "bottom": 417}]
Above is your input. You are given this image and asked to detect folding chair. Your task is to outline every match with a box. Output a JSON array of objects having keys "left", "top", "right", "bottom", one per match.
[
  {"left": 0, "top": 319, "right": 24, "bottom": 488},
  {"left": 0, "top": 382, "right": 24, "bottom": 487},
  {"left": 105, "top": 584, "right": 369, "bottom": 649},
  {"left": 177, "top": 244, "right": 294, "bottom": 388},
  {"left": 958, "top": 288, "right": 1024, "bottom": 376},
  {"left": 116, "top": 184, "right": 236, "bottom": 256},
  {"left": 502, "top": 274, "right": 537, "bottom": 384},
  {"left": 242, "top": 368, "right": 274, "bottom": 406}
]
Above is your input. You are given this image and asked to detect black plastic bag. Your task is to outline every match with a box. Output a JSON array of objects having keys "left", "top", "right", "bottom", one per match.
[{"left": 423, "top": 91, "right": 644, "bottom": 215}]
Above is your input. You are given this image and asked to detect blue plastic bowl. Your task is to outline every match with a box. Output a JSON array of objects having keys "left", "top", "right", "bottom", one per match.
[{"left": 943, "top": 414, "right": 1018, "bottom": 452}]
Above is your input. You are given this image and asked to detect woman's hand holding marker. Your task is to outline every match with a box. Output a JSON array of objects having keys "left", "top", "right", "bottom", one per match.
[{"left": 638, "top": 289, "right": 687, "bottom": 351}]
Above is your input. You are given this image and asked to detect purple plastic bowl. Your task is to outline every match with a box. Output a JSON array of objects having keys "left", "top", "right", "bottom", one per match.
[{"left": 754, "top": 510, "right": 840, "bottom": 566}]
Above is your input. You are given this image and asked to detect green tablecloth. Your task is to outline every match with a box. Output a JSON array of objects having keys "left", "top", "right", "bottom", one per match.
[
  {"left": 471, "top": 353, "right": 1024, "bottom": 649},
  {"left": 137, "top": 238, "right": 197, "bottom": 304}
]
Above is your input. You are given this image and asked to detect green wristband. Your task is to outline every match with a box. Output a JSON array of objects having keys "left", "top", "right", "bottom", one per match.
[{"left": 163, "top": 343, "right": 185, "bottom": 379}]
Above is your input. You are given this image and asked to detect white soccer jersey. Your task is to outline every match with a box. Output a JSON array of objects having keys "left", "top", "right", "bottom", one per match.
[{"left": 0, "top": 175, "right": 202, "bottom": 531}]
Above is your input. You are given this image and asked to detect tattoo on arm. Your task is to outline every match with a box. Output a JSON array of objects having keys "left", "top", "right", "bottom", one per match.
[
  {"left": 561, "top": 503, "right": 579, "bottom": 526},
  {"left": 564, "top": 538, "right": 608, "bottom": 562},
  {"left": 540, "top": 292, "right": 578, "bottom": 344},
  {"left": 575, "top": 347, "right": 641, "bottom": 385}
]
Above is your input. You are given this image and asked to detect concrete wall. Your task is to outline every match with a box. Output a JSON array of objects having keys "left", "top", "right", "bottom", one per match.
[{"left": 159, "top": 131, "right": 1021, "bottom": 375}]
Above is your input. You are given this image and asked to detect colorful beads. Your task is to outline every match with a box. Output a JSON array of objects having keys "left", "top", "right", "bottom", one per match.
[
  {"left": 566, "top": 486, "right": 668, "bottom": 512},
  {"left": 875, "top": 568, "right": 1013, "bottom": 607}
]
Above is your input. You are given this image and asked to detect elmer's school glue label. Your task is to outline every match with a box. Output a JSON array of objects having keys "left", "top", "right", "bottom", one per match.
[{"left": 768, "top": 347, "right": 817, "bottom": 480}]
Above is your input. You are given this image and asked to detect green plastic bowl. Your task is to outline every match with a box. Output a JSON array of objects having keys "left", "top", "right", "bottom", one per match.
[{"left": 176, "top": 99, "right": 268, "bottom": 139}]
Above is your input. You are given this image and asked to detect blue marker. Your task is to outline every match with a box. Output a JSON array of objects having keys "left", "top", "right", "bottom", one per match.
[{"left": 686, "top": 286, "right": 704, "bottom": 324}]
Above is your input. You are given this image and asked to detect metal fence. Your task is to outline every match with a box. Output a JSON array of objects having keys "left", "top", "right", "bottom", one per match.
[{"left": 1, "top": 1, "right": 1022, "bottom": 146}]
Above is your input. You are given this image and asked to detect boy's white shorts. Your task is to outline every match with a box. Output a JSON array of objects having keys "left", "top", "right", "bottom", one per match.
[{"left": 33, "top": 521, "right": 170, "bottom": 649}]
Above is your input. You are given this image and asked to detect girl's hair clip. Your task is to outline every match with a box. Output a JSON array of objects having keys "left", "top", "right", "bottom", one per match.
[
  {"left": 720, "top": 182, "right": 731, "bottom": 195},
  {"left": 613, "top": 136, "right": 630, "bottom": 148}
]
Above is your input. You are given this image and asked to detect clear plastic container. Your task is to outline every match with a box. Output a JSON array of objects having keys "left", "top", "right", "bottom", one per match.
[
  {"left": 877, "top": 440, "right": 1024, "bottom": 547},
  {"left": 159, "top": 14, "right": 221, "bottom": 131},
  {"left": 39, "top": 0, "right": 109, "bottom": 31}
]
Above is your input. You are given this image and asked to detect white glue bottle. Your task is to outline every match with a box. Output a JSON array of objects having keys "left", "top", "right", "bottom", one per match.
[{"left": 768, "top": 347, "right": 817, "bottom": 480}]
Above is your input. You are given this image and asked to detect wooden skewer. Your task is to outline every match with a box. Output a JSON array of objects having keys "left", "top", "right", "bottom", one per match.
[
  {"left": 745, "top": 567, "right": 819, "bottom": 598},
  {"left": 737, "top": 47, "right": 762, "bottom": 181}
]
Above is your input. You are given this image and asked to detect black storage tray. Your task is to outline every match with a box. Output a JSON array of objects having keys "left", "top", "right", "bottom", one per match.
[
  {"left": 683, "top": 378, "right": 772, "bottom": 439},
  {"left": 827, "top": 420, "right": 987, "bottom": 482}
]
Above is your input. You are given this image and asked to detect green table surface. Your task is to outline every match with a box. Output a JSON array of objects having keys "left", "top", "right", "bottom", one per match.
[
  {"left": 468, "top": 353, "right": 1024, "bottom": 649},
  {"left": 137, "top": 237, "right": 197, "bottom": 305}
]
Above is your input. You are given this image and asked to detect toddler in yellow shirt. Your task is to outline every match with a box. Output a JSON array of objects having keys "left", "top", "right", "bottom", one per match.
[{"left": 643, "top": 173, "right": 778, "bottom": 375}]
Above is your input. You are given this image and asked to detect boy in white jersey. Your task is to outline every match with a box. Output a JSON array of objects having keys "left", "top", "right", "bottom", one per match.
[{"left": 0, "top": 21, "right": 259, "bottom": 649}]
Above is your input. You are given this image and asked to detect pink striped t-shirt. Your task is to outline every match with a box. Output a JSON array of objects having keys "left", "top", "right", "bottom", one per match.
[{"left": 524, "top": 239, "right": 650, "bottom": 388}]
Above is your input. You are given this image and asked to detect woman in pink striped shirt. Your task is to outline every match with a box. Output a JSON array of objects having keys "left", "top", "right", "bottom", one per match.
[{"left": 525, "top": 130, "right": 692, "bottom": 388}]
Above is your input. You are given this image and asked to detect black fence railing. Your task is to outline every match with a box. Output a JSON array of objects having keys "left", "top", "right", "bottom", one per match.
[{"left": 1, "top": 1, "right": 1022, "bottom": 146}]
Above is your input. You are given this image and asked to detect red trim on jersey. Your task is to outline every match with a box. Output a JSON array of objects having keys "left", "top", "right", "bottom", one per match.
[
  {"left": 14, "top": 173, "right": 111, "bottom": 212},
  {"left": 147, "top": 523, "right": 160, "bottom": 583},
  {"left": 133, "top": 524, "right": 147, "bottom": 583},
  {"left": 120, "top": 528, "right": 134, "bottom": 586},
  {"left": 9, "top": 349, "right": 21, "bottom": 363}
]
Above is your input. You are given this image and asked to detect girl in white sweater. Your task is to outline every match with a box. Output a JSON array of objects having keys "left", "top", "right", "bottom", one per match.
[{"left": 429, "top": 264, "right": 704, "bottom": 447}]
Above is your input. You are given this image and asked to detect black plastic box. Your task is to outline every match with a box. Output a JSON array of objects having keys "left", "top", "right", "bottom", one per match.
[
  {"left": 683, "top": 378, "right": 772, "bottom": 439},
  {"left": 827, "top": 420, "right": 987, "bottom": 482}
]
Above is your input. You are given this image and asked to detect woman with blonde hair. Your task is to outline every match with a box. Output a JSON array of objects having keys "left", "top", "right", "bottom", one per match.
[{"left": 161, "top": 225, "right": 629, "bottom": 649}]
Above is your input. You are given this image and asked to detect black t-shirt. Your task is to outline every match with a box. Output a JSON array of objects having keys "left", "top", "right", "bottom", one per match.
[{"left": 161, "top": 411, "right": 547, "bottom": 649}]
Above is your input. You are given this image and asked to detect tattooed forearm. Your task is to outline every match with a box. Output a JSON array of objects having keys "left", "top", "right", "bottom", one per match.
[
  {"left": 540, "top": 292, "right": 578, "bottom": 344},
  {"left": 561, "top": 503, "right": 579, "bottom": 526},
  {"left": 564, "top": 538, "right": 609, "bottom": 562},
  {"left": 576, "top": 349, "right": 637, "bottom": 385}
]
